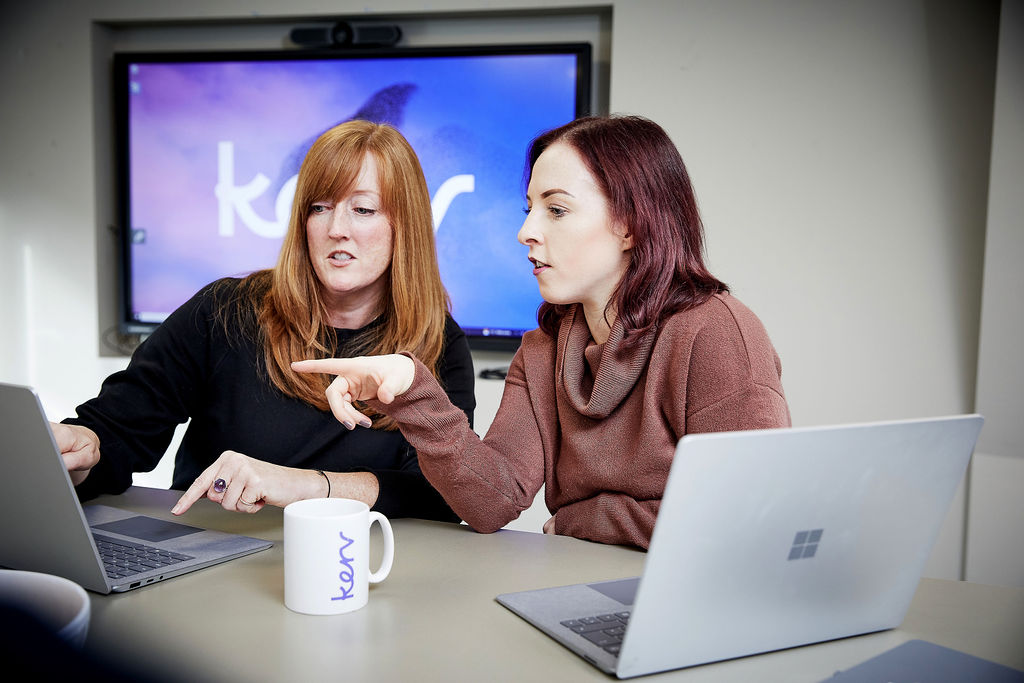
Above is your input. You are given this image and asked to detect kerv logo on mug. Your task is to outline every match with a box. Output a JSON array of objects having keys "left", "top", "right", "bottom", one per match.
[{"left": 332, "top": 531, "right": 357, "bottom": 602}]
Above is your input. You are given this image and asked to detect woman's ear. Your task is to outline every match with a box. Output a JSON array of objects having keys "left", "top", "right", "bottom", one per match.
[{"left": 616, "top": 224, "right": 634, "bottom": 251}]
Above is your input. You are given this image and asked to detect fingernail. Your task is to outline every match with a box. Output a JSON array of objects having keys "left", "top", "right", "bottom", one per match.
[
  {"left": 358, "top": 417, "right": 372, "bottom": 428},
  {"left": 342, "top": 420, "right": 355, "bottom": 430}
]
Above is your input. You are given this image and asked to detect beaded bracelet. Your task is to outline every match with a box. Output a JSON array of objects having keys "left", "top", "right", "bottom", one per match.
[{"left": 315, "top": 469, "right": 331, "bottom": 498}]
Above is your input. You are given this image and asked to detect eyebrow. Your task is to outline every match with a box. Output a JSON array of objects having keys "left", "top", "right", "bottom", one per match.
[{"left": 540, "top": 188, "right": 574, "bottom": 199}]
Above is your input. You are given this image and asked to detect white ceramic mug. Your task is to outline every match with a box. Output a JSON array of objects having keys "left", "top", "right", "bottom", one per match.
[{"left": 284, "top": 498, "right": 394, "bottom": 615}]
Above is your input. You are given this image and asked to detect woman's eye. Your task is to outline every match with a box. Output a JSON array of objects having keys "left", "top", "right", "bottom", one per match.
[
  {"left": 353, "top": 207, "right": 377, "bottom": 216},
  {"left": 310, "top": 203, "right": 331, "bottom": 214},
  {"left": 548, "top": 206, "right": 567, "bottom": 218}
]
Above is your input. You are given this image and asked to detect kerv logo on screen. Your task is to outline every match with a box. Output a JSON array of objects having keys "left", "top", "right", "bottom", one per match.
[{"left": 215, "top": 140, "right": 475, "bottom": 239}]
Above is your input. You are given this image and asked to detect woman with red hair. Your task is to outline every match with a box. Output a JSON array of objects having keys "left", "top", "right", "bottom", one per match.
[{"left": 52, "top": 120, "right": 474, "bottom": 522}]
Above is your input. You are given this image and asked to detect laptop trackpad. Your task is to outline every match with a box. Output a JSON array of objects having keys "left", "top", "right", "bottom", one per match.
[
  {"left": 588, "top": 577, "right": 640, "bottom": 605},
  {"left": 92, "top": 516, "right": 203, "bottom": 542}
]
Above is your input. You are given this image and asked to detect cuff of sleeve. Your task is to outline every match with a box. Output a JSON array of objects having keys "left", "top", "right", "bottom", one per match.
[
  {"left": 366, "top": 353, "right": 467, "bottom": 437},
  {"left": 60, "top": 418, "right": 131, "bottom": 502}
]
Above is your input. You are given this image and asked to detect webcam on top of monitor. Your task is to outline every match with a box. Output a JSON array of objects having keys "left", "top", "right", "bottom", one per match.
[{"left": 290, "top": 21, "right": 403, "bottom": 49}]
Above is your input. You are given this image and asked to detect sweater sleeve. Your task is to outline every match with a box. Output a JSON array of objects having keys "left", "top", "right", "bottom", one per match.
[
  {"left": 65, "top": 285, "right": 217, "bottom": 500},
  {"left": 367, "top": 348, "right": 545, "bottom": 533},
  {"left": 553, "top": 495, "right": 661, "bottom": 549},
  {"left": 368, "top": 317, "right": 475, "bottom": 522}
]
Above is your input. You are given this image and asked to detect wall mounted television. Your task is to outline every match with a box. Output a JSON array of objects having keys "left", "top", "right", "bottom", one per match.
[{"left": 113, "top": 43, "right": 592, "bottom": 351}]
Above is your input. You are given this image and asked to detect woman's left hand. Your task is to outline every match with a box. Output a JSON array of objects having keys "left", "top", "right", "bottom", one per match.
[
  {"left": 543, "top": 516, "right": 557, "bottom": 534},
  {"left": 171, "top": 451, "right": 322, "bottom": 516}
]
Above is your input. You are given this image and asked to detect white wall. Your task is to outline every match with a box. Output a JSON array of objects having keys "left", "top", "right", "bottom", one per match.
[
  {"left": 967, "top": 0, "right": 1024, "bottom": 588},
  {"left": 1, "top": 0, "right": 1017, "bottom": 582}
]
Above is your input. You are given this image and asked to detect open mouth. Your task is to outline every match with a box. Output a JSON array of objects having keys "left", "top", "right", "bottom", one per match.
[
  {"left": 529, "top": 257, "right": 550, "bottom": 269},
  {"left": 329, "top": 251, "right": 354, "bottom": 263}
]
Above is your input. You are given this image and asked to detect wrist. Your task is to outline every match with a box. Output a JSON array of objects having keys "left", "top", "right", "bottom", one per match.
[{"left": 395, "top": 353, "right": 416, "bottom": 396}]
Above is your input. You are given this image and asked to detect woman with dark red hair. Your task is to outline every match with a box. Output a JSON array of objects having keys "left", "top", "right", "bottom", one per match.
[{"left": 295, "top": 115, "right": 791, "bottom": 549}]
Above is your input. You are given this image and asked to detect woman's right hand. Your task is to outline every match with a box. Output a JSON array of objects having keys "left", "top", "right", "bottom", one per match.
[
  {"left": 291, "top": 354, "right": 415, "bottom": 429},
  {"left": 49, "top": 422, "right": 100, "bottom": 485}
]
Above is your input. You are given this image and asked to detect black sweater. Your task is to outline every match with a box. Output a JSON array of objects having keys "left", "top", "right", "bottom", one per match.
[{"left": 66, "top": 279, "right": 475, "bottom": 522}]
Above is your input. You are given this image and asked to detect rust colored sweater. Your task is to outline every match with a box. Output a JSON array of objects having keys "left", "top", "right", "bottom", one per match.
[{"left": 373, "top": 294, "right": 791, "bottom": 548}]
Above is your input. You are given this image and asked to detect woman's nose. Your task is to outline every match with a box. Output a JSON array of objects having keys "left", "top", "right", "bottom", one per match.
[
  {"left": 518, "top": 211, "right": 540, "bottom": 246},
  {"left": 327, "top": 211, "right": 351, "bottom": 239}
]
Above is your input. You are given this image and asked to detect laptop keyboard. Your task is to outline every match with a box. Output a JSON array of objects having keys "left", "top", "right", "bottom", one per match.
[
  {"left": 560, "top": 611, "right": 631, "bottom": 656},
  {"left": 93, "top": 534, "right": 194, "bottom": 580}
]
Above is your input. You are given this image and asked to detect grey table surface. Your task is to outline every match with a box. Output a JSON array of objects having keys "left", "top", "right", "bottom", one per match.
[{"left": 83, "top": 487, "right": 1024, "bottom": 682}]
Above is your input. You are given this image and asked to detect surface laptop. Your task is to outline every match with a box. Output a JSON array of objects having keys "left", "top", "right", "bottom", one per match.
[{"left": 497, "top": 415, "right": 984, "bottom": 678}]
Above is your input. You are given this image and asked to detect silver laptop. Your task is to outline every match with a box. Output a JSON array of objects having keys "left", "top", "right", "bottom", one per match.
[
  {"left": 0, "top": 382, "right": 272, "bottom": 593},
  {"left": 497, "top": 415, "right": 985, "bottom": 678}
]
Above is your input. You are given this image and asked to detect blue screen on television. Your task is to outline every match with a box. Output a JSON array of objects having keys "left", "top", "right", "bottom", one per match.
[{"left": 115, "top": 45, "right": 591, "bottom": 349}]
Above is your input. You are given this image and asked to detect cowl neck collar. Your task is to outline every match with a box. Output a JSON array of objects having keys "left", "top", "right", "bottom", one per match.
[{"left": 556, "top": 305, "right": 656, "bottom": 418}]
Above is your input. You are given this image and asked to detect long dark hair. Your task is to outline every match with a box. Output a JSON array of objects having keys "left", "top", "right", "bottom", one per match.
[{"left": 527, "top": 115, "right": 728, "bottom": 343}]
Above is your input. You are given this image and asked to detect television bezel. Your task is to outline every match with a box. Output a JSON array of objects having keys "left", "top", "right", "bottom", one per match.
[{"left": 112, "top": 43, "right": 593, "bottom": 351}]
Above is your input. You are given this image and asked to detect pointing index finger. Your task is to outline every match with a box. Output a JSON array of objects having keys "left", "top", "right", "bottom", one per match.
[
  {"left": 172, "top": 472, "right": 215, "bottom": 515},
  {"left": 291, "top": 358, "right": 352, "bottom": 376}
]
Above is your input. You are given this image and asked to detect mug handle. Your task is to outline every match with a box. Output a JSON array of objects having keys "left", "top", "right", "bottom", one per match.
[{"left": 368, "top": 511, "right": 394, "bottom": 584}]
